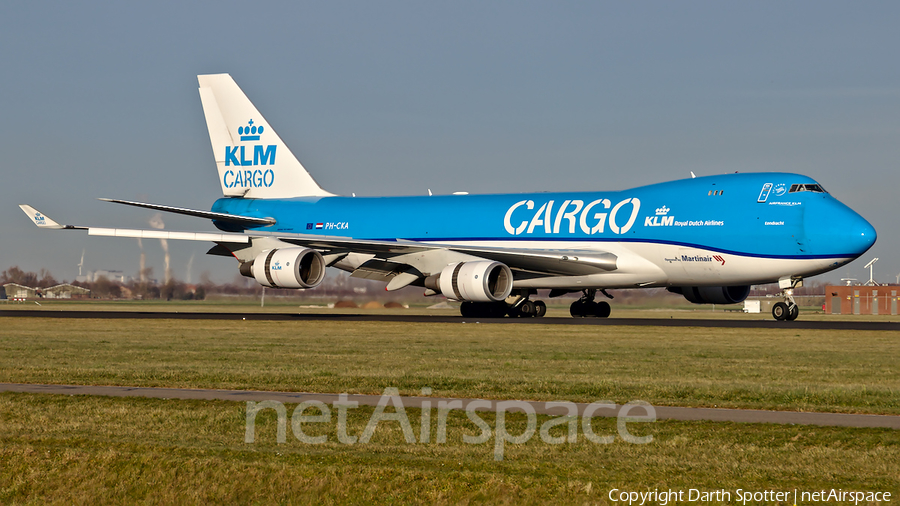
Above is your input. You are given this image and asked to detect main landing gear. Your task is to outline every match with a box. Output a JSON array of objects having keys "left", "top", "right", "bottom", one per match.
[
  {"left": 569, "top": 289, "right": 611, "bottom": 318},
  {"left": 772, "top": 277, "right": 801, "bottom": 321},
  {"left": 457, "top": 289, "right": 614, "bottom": 319},
  {"left": 458, "top": 294, "right": 547, "bottom": 318}
]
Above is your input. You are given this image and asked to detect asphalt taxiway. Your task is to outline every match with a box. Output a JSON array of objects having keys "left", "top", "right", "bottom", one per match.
[
  {"left": 1, "top": 309, "right": 899, "bottom": 330},
  {"left": 1, "top": 383, "right": 897, "bottom": 429}
]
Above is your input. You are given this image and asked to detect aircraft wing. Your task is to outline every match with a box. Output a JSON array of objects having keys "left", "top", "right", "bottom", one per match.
[
  {"left": 20, "top": 205, "right": 617, "bottom": 280},
  {"left": 278, "top": 235, "right": 431, "bottom": 255},
  {"left": 277, "top": 234, "right": 617, "bottom": 276},
  {"left": 98, "top": 198, "right": 276, "bottom": 227},
  {"left": 18, "top": 205, "right": 250, "bottom": 243},
  {"left": 444, "top": 246, "right": 616, "bottom": 275}
]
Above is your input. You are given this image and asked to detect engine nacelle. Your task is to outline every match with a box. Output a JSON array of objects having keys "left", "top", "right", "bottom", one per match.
[
  {"left": 669, "top": 285, "right": 751, "bottom": 305},
  {"left": 437, "top": 261, "right": 513, "bottom": 302},
  {"left": 251, "top": 248, "right": 326, "bottom": 289}
]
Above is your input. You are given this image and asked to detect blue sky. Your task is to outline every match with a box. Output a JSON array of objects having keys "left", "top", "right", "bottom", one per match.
[{"left": 2, "top": 1, "right": 898, "bottom": 284}]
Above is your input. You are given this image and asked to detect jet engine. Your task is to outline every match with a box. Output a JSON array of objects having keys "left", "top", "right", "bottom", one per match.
[
  {"left": 434, "top": 261, "right": 513, "bottom": 302},
  {"left": 668, "top": 285, "right": 751, "bottom": 305},
  {"left": 249, "top": 248, "right": 326, "bottom": 289}
]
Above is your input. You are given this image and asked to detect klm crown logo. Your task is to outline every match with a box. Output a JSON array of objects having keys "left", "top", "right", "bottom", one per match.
[
  {"left": 223, "top": 118, "right": 277, "bottom": 189},
  {"left": 238, "top": 119, "right": 264, "bottom": 141},
  {"left": 645, "top": 205, "right": 674, "bottom": 227}
]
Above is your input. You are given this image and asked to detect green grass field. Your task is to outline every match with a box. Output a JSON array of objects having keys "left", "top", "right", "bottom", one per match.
[
  {"left": 1, "top": 393, "right": 897, "bottom": 504},
  {"left": 0, "top": 317, "right": 896, "bottom": 413},
  {"left": 0, "top": 308, "right": 898, "bottom": 502}
]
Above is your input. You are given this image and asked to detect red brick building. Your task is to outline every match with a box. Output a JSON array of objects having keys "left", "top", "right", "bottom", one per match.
[{"left": 825, "top": 285, "right": 899, "bottom": 315}]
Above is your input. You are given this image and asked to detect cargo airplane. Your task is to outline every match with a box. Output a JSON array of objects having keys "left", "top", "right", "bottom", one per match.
[{"left": 20, "top": 74, "right": 877, "bottom": 320}]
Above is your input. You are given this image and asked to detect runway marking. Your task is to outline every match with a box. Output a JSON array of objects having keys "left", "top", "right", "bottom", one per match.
[
  {"left": 1, "top": 309, "right": 899, "bottom": 330},
  {"left": 1, "top": 383, "right": 897, "bottom": 429}
]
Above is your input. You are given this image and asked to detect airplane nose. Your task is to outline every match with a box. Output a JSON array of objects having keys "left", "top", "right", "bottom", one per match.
[
  {"left": 853, "top": 216, "right": 877, "bottom": 254},
  {"left": 809, "top": 200, "right": 876, "bottom": 258},
  {"left": 835, "top": 207, "right": 877, "bottom": 256}
]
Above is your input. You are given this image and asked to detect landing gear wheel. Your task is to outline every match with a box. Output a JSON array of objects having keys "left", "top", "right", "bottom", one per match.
[
  {"left": 486, "top": 302, "right": 508, "bottom": 318},
  {"left": 594, "top": 301, "right": 611, "bottom": 318},
  {"left": 787, "top": 303, "right": 799, "bottom": 321},
  {"left": 569, "top": 300, "right": 597, "bottom": 318},
  {"left": 570, "top": 300, "right": 586, "bottom": 317},
  {"left": 772, "top": 302, "right": 788, "bottom": 321},
  {"left": 459, "top": 301, "right": 507, "bottom": 318},
  {"left": 518, "top": 300, "right": 536, "bottom": 317},
  {"left": 534, "top": 300, "right": 547, "bottom": 318}
]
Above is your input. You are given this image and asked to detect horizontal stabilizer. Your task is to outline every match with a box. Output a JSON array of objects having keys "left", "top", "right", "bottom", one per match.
[{"left": 99, "top": 198, "right": 275, "bottom": 227}]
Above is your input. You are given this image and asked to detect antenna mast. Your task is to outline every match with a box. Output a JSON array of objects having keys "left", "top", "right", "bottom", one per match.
[{"left": 863, "top": 258, "right": 879, "bottom": 286}]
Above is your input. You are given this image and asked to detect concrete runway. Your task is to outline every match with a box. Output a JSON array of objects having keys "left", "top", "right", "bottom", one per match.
[
  {"left": 1, "top": 383, "right": 897, "bottom": 429},
  {"left": 2, "top": 309, "right": 899, "bottom": 330}
]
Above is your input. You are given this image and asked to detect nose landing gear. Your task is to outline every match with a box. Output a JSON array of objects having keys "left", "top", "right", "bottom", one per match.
[
  {"left": 772, "top": 301, "right": 799, "bottom": 321},
  {"left": 772, "top": 277, "right": 802, "bottom": 321}
]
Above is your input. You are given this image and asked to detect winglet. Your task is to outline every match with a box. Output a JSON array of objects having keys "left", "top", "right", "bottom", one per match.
[{"left": 19, "top": 205, "right": 64, "bottom": 229}]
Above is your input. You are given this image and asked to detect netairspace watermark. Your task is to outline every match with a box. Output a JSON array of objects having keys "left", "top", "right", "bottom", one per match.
[
  {"left": 244, "top": 387, "right": 656, "bottom": 461},
  {"left": 609, "top": 488, "right": 892, "bottom": 505}
]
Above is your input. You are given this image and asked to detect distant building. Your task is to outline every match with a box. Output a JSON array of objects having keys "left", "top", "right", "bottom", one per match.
[
  {"left": 825, "top": 285, "right": 899, "bottom": 315},
  {"left": 3, "top": 283, "right": 36, "bottom": 299},
  {"left": 80, "top": 270, "right": 129, "bottom": 284},
  {"left": 44, "top": 283, "right": 91, "bottom": 299}
]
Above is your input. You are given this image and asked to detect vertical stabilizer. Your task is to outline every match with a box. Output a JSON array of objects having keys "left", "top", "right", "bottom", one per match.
[{"left": 198, "top": 74, "right": 334, "bottom": 198}]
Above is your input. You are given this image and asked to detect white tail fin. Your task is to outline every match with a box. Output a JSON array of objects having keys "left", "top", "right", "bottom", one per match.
[
  {"left": 198, "top": 74, "right": 334, "bottom": 199},
  {"left": 19, "top": 205, "right": 64, "bottom": 229}
]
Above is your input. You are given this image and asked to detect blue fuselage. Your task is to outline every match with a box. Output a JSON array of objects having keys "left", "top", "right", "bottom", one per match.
[{"left": 212, "top": 172, "right": 875, "bottom": 263}]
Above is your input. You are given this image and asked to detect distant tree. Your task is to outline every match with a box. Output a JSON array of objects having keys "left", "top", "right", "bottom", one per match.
[
  {"left": 139, "top": 267, "right": 154, "bottom": 283},
  {"left": 91, "top": 276, "right": 122, "bottom": 299},
  {"left": 160, "top": 280, "right": 188, "bottom": 301},
  {"left": 199, "top": 271, "right": 214, "bottom": 288},
  {"left": 0, "top": 266, "right": 38, "bottom": 287},
  {"left": 37, "top": 268, "right": 58, "bottom": 288},
  {"left": 129, "top": 267, "right": 159, "bottom": 299}
]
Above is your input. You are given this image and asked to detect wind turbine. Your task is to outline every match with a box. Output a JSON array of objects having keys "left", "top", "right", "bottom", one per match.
[
  {"left": 78, "top": 249, "right": 85, "bottom": 277},
  {"left": 863, "top": 257, "right": 879, "bottom": 286}
]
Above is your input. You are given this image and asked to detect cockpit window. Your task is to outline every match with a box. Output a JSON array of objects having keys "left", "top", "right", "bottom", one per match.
[{"left": 788, "top": 183, "right": 827, "bottom": 194}]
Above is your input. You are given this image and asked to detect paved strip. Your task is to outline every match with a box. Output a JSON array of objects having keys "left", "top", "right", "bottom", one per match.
[
  {"left": 1, "top": 383, "right": 897, "bottom": 429},
  {"left": 1, "top": 309, "right": 898, "bottom": 330}
]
